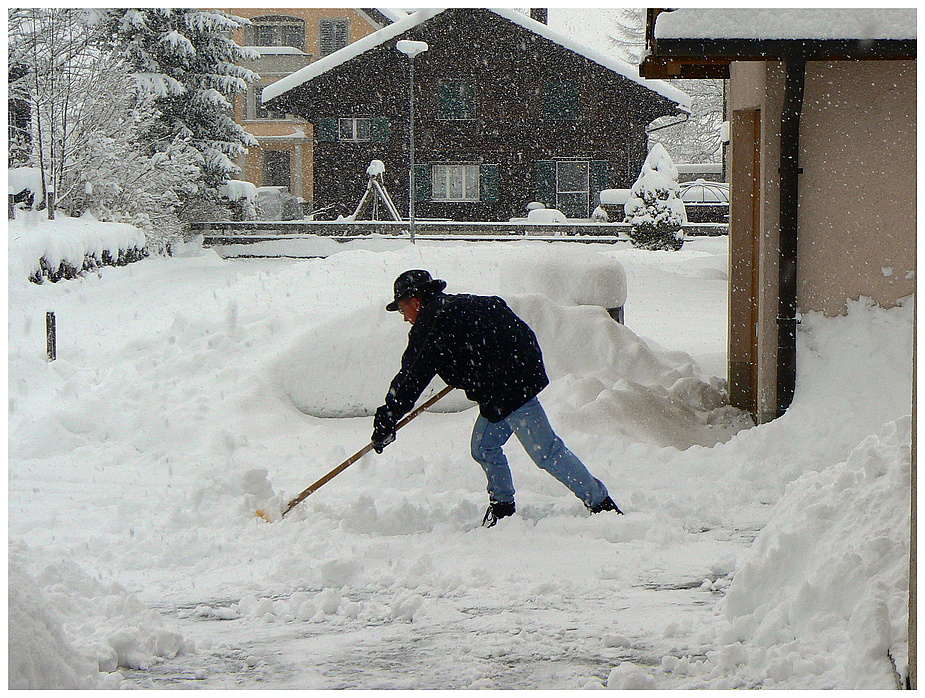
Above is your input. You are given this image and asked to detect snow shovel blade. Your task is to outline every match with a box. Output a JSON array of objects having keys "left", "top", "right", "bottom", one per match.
[{"left": 267, "top": 385, "right": 454, "bottom": 521}]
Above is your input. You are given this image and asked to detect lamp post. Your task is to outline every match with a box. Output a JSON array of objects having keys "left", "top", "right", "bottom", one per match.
[{"left": 396, "top": 39, "right": 428, "bottom": 243}]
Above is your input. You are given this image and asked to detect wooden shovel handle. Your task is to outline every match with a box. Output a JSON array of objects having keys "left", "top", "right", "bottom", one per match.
[{"left": 281, "top": 385, "right": 454, "bottom": 517}]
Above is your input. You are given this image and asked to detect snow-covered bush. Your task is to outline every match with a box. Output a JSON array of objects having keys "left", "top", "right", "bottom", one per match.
[
  {"left": 9, "top": 211, "right": 148, "bottom": 284},
  {"left": 218, "top": 180, "right": 259, "bottom": 221},
  {"left": 624, "top": 143, "right": 686, "bottom": 251}
]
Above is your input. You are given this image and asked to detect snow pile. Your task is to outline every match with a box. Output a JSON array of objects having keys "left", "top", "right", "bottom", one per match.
[
  {"left": 8, "top": 210, "right": 147, "bottom": 282},
  {"left": 714, "top": 417, "right": 911, "bottom": 689},
  {"left": 274, "top": 242, "right": 738, "bottom": 447},
  {"left": 9, "top": 560, "right": 101, "bottom": 689},
  {"left": 656, "top": 297, "right": 914, "bottom": 689},
  {"left": 9, "top": 545, "right": 189, "bottom": 689},
  {"left": 526, "top": 207, "right": 567, "bottom": 224},
  {"left": 607, "top": 662, "right": 658, "bottom": 689}
]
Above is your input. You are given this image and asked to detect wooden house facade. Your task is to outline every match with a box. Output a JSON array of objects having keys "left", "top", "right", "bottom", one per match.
[{"left": 263, "top": 8, "right": 690, "bottom": 221}]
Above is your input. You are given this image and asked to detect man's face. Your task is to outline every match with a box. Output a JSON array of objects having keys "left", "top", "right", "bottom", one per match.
[{"left": 396, "top": 297, "right": 422, "bottom": 324}]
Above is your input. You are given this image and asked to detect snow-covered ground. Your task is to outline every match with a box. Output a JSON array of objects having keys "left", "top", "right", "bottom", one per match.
[{"left": 8, "top": 218, "right": 912, "bottom": 689}]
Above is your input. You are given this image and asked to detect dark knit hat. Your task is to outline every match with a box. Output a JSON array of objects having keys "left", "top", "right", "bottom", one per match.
[{"left": 386, "top": 269, "right": 447, "bottom": 311}]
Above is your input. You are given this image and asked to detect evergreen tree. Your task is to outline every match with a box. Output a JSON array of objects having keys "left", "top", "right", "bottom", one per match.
[
  {"left": 101, "top": 9, "right": 258, "bottom": 189},
  {"left": 624, "top": 143, "right": 686, "bottom": 251}
]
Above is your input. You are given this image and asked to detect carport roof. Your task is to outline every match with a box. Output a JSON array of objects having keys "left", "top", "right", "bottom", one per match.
[{"left": 641, "top": 8, "right": 916, "bottom": 79}]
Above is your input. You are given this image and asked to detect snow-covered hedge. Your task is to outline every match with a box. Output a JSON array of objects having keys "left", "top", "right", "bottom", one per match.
[{"left": 9, "top": 211, "right": 147, "bottom": 284}]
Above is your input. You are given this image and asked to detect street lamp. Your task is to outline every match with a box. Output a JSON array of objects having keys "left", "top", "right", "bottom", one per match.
[{"left": 396, "top": 39, "right": 428, "bottom": 243}]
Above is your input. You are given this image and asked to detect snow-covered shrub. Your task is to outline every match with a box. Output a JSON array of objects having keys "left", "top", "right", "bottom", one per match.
[
  {"left": 10, "top": 211, "right": 148, "bottom": 284},
  {"left": 218, "top": 180, "right": 259, "bottom": 221},
  {"left": 624, "top": 143, "right": 686, "bottom": 251}
]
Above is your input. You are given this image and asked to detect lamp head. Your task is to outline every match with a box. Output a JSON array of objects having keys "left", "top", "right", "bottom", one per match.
[{"left": 396, "top": 40, "right": 429, "bottom": 58}]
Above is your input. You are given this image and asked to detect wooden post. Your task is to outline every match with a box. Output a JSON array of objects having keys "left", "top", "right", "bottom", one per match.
[{"left": 46, "top": 311, "right": 56, "bottom": 361}]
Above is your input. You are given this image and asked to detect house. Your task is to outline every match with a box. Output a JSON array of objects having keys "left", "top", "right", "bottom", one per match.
[
  {"left": 262, "top": 8, "right": 690, "bottom": 222},
  {"left": 640, "top": 8, "right": 916, "bottom": 424},
  {"left": 220, "top": 8, "right": 405, "bottom": 208}
]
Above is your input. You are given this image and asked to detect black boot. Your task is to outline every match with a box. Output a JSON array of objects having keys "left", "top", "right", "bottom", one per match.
[
  {"left": 589, "top": 496, "right": 624, "bottom": 515},
  {"left": 482, "top": 500, "right": 516, "bottom": 527}
]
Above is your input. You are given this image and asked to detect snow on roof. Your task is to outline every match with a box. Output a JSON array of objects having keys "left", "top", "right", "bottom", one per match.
[
  {"left": 262, "top": 8, "right": 691, "bottom": 111},
  {"left": 655, "top": 8, "right": 917, "bottom": 41},
  {"left": 376, "top": 8, "right": 411, "bottom": 24}
]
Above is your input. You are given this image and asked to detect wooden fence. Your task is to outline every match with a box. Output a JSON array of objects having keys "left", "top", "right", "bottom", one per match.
[{"left": 189, "top": 220, "right": 727, "bottom": 247}]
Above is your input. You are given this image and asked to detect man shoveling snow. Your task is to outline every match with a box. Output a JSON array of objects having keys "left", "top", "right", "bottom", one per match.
[{"left": 372, "top": 270, "right": 623, "bottom": 527}]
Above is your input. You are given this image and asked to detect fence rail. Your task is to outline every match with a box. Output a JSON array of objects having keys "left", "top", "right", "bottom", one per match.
[{"left": 189, "top": 220, "right": 727, "bottom": 247}]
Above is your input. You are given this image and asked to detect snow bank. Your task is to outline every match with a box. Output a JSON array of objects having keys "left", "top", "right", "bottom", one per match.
[
  {"left": 656, "top": 297, "right": 913, "bottom": 689},
  {"left": 9, "top": 560, "right": 102, "bottom": 689},
  {"left": 9, "top": 544, "right": 189, "bottom": 689},
  {"left": 715, "top": 417, "right": 911, "bottom": 689},
  {"left": 272, "top": 242, "right": 740, "bottom": 450},
  {"left": 9, "top": 210, "right": 147, "bottom": 283}
]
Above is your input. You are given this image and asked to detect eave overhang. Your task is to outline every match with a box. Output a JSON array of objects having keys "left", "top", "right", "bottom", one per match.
[{"left": 641, "top": 37, "right": 916, "bottom": 79}]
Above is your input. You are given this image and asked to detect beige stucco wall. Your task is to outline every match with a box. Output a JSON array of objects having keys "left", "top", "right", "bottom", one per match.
[
  {"left": 221, "top": 9, "right": 384, "bottom": 202},
  {"left": 727, "top": 58, "right": 916, "bottom": 423},
  {"left": 799, "top": 60, "right": 916, "bottom": 315}
]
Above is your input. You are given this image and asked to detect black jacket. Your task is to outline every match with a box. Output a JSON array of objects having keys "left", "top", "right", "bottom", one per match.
[{"left": 376, "top": 292, "right": 549, "bottom": 429}]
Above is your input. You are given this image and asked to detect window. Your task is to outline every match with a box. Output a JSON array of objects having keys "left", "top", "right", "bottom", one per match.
[
  {"left": 438, "top": 81, "right": 475, "bottom": 120},
  {"left": 320, "top": 18, "right": 349, "bottom": 56},
  {"left": 432, "top": 164, "right": 480, "bottom": 202},
  {"left": 543, "top": 81, "right": 578, "bottom": 120},
  {"left": 250, "top": 15, "right": 305, "bottom": 51},
  {"left": 262, "top": 150, "right": 291, "bottom": 189},
  {"left": 556, "top": 160, "right": 590, "bottom": 217},
  {"left": 338, "top": 117, "right": 372, "bottom": 142}
]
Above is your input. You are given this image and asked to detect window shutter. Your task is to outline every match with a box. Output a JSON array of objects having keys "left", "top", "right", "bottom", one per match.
[
  {"left": 480, "top": 163, "right": 499, "bottom": 202},
  {"left": 370, "top": 118, "right": 390, "bottom": 143},
  {"left": 413, "top": 164, "right": 430, "bottom": 202},
  {"left": 439, "top": 82, "right": 474, "bottom": 119},
  {"left": 590, "top": 160, "right": 613, "bottom": 207},
  {"left": 320, "top": 19, "right": 349, "bottom": 56},
  {"left": 534, "top": 160, "right": 555, "bottom": 206},
  {"left": 315, "top": 117, "right": 338, "bottom": 142},
  {"left": 543, "top": 81, "right": 577, "bottom": 120}
]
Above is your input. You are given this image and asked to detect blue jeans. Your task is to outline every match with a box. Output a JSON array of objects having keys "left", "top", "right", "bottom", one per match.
[{"left": 470, "top": 397, "right": 609, "bottom": 508}]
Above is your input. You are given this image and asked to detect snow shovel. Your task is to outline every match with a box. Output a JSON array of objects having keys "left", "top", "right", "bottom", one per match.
[{"left": 263, "top": 385, "right": 454, "bottom": 521}]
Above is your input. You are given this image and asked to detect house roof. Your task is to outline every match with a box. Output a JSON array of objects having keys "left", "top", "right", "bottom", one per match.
[
  {"left": 262, "top": 8, "right": 691, "bottom": 110},
  {"left": 641, "top": 8, "right": 917, "bottom": 79}
]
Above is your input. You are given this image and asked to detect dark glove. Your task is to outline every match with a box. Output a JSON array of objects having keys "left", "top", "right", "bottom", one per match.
[{"left": 371, "top": 407, "right": 396, "bottom": 454}]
